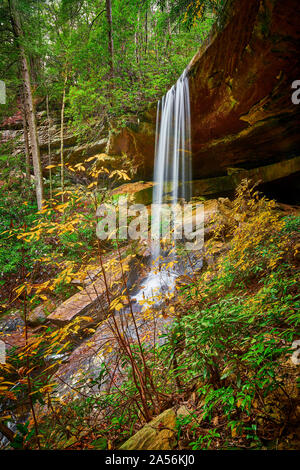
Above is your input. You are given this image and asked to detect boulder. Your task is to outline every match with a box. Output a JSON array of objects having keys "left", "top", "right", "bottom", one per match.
[
  {"left": 27, "top": 301, "right": 56, "bottom": 326},
  {"left": 47, "top": 249, "right": 136, "bottom": 327},
  {"left": 291, "top": 340, "right": 300, "bottom": 366},
  {"left": 111, "top": 181, "right": 154, "bottom": 205},
  {"left": 119, "top": 408, "right": 177, "bottom": 450},
  {"left": 47, "top": 274, "right": 115, "bottom": 327},
  {"left": 0, "top": 310, "right": 24, "bottom": 333},
  {"left": 119, "top": 406, "right": 195, "bottom": 450},
  {"left": 0, "top": 311, "right": 34, "bottom": 350}
]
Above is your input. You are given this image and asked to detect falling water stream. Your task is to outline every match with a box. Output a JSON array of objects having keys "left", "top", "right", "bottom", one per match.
[
  {"left": 132, "top": 70, "right": 193, "bottom": 306},
  {"left": 152, "top": 69, "right": 192, "bottom": 258}
]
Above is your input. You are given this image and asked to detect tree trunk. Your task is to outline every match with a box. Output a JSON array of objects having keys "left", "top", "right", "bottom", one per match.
[
  {"left": 135, "top": 11, "right": 140, "bottom": 64},
  {"left": 20, "top": 86, "right": 31, "bottom": 182},
  {"left": 10, "top": 0, "right": 44, "bottom": 210},
  {"left": 105, "top": 0, "right": 114, "bottom": 77},
  {"left": 20, "top": 50, "right": 44, "bottom": 210},
  {"left": 60, "top": 73, "right": 67, "bottom": 204},
  {"left": 135, "top": 30, "right": 139, "bottom": 63},
  {"left": 166, "top": 0, "right": 171, "bottom": 44},
  {"left": 145, "top": 9, "right": 148, "bottom": 54},
  {"left": 46, "top": 94, "right": 52, "bottom": 200}
]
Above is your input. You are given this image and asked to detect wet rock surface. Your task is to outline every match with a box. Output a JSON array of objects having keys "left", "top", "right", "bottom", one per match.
[
  {"left": 0, "top": 311, "right": 27, "bottom": 350},
  {"left": 0, "top": 311, "right": 24, "bottom": 333}
]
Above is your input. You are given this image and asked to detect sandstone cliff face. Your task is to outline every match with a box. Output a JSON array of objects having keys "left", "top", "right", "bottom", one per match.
[
  {"left": 187, "top": 0, "right": 300, "bottom": 179},
  {"left": 106, "top": 114, "right": 156, "bottom": 178}
]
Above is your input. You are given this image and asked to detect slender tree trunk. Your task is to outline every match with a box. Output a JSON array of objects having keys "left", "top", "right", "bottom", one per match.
[
  {"left": 10, "top": 0, "right": 44, "bottom": 210},
  {"left": 145, "top": 9, "right": 148, "bottom": 54},
  {"left": 21, "top": 52, "right": 44, "bottom": 210},
  {"left": 105, "top": 0, "right": 114, "bottom": 77},
  {"left": 46, "top": 94, "right": 52, "bottom": 200},
  {"left": 29, "top": 54, "right": 42, "bottom": 89},
  {"left": 20, "top": 87, "right": 31, "bottom": 182},
  {"left": 60, "top": 73, "right": 67, "bottom": 204},
  {"left": 135, "top": 29, "right": 139, "bottom": 63},
  {"left": 135, "top": 11, "right": 140, "bottom": 64},
  {"left": 166, "top": 0, "right": 171, "bottom": 44}
]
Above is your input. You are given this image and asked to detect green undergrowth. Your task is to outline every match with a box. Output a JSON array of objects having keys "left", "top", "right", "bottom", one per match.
[{"left": 159, "top": 186, "right": 300, "bottom": 449}]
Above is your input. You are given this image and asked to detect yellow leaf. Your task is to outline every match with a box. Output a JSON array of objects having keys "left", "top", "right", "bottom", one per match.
[
  {"left": 87, "top": 181, "right": 98, "bottom": 189},
  {"left": 45, "top": 165, "right": 57, "bottom": 169}
]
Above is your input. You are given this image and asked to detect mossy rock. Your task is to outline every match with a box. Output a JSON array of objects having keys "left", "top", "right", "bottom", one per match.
[
  {"left": 27, "top": 301, "right": 56, "bottom": 326},
  {"left": 119, "top": 408, "right": 177, "bottom": 450}
]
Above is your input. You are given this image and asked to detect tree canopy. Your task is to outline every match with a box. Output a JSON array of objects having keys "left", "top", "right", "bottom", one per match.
[{"left": 0, "top": 0, "right": 221, "bottom": 128}]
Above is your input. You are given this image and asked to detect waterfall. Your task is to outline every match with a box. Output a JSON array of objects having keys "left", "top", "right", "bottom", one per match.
[
  {"left": 132, "top": 70, "right": 192, "bottom": 306},
  {"left": 152, "top": 70, "right": 192, "bottom": 262}
]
